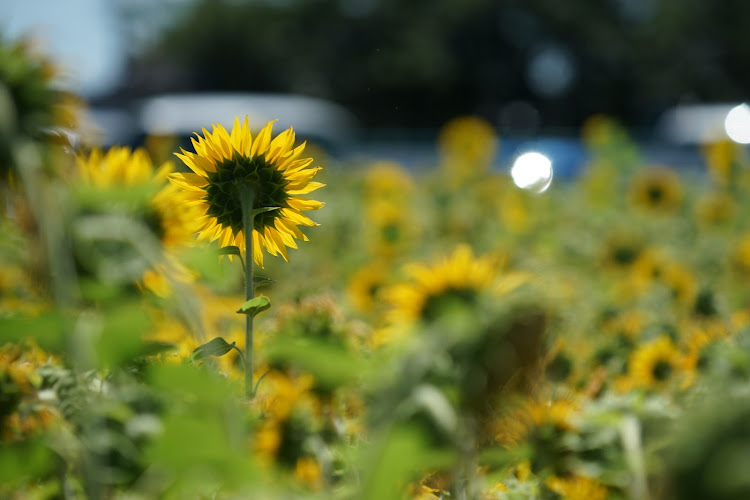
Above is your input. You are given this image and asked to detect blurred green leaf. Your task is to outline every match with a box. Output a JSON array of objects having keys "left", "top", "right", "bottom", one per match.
[
  {"left": 73, "top": 184, "right": 157, "bottom": 212},
  {"left": 148, "top": 363, "right": 235, "bottom": 407},
  {"left": 0, "top": 311, "right": 72, "bottom": 352},
  {"left": 0, "top": 439, "right": 55, "bottom": 485},
  {"left": 94, "top": 302, "right": 154, "bottom": 368},
  {"left": 237, "top": 295, "right": 271, "bottom": 317},
  {"left": 190, "top": 337, "right": 237, "bottom": 361},
  {"left": 266, "top": 336, "right": 362, "bottom": 390},
  {"left": 362, "top": 424, "right": 456, "bottom": 500}
]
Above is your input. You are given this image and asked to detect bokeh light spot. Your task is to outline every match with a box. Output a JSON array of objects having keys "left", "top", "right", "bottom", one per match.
[
  {"left": 511, "top": 152, "right": 553, "bottom": 193},
  {"left": 725, "top": 104, "right": 750, "bottom": 144}
]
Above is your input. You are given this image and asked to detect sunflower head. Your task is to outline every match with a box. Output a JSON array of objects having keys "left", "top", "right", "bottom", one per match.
[
  {"left": 169, "top": 117, "right": 325, "bottom": 268},
  {"left": 629, "top": 166, "right": 683, "bottom": 213},
  {"left": 72, "top": 146, "right": 198, "bottom": 295},
  {"left": 438, "top": 115, "right": 498, "bottom": 179},
  {"left": 384, "top": 244, "right": 498, "bottom": 326},
  {"left": 626, "top": 336, "right": 684, "bottom": 390}
]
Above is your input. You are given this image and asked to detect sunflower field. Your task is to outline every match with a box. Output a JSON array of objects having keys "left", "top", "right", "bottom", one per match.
[{"left": 4, "top": 37, "right": 750, "bottom": 500}]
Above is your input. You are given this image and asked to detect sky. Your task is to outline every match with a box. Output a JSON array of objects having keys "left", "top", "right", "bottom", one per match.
[{"left": 0, "top": 0, "right": 127, "bottom": 97}]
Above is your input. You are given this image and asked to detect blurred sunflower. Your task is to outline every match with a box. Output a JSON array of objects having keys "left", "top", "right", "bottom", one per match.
[
  {"left": 702, "top": 139, "right": 738, "bottom": 187},
  {"left": 169, "top": 117, "right": 325, "bottom": 268},
  {"left": 365, "top": 199, "right": 418, "bottom": 259},
  {"left": 499, "top": 188, "right": 532, "bottom": 235},
  {"left": 694, "top": 190, "right": 736, "bottom": 229},
  {"left": 494, "top": 398, "right": 577, "bottom": 447},
  {"left": 625, "top": 336, "right": 684, "bottom": 390},
  {"left": 384, "top": 244, "right": 499, "bottom": 325},
  {"left": 437, "top": 116, "right": 498, "bottom": 180},
  {"left": 629, "top": 167, "right": 683, "bottom": 213},
  {"left": 346, "top": 260, "right": 390, "bottom": 314},
  {"left": 600, "top": 232, "right": 645, "bottom": 271},
  {"left": 545, "top": 474, "right": 609, "bottom": 500},
  {"left": 363, "top": 160, "right": 413, "bottom": 203},
  {"left": 294, "top": 456, "right": 323, "bottom": 490},
  {"left": 732, "top": 234, "right": 750, "bottom": 274},
  {"left": 73, "top": 147, "right": 198, "bottom": 295}
]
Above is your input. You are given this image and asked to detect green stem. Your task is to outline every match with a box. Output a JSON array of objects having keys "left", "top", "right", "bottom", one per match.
[{"left": 241, "top": 187, "right": 257, "bottom": 398}]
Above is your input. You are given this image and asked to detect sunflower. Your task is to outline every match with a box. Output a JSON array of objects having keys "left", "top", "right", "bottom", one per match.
[
  {"left": 702, "top": 139, "right": 739, "bottom": 187},
  {"left": 600, "top": 232, "right": 644, "bottom": 271},
  {"left": 628, "top": 166, "right": 683, "bottom": 213},
  {"left": 363, "top": 160, "right": 413, "bottom": 203},
  {"left": 384, "top": 244, "right": 499, "bottom": 325},
  {"left": 169, "top": 117, "right": 325, "bottom": 268},
  {"left": 438, "top": 116, "right": 498, "bottom": 180},
  {"left": 493, "top": 399, "right": 577, "bottom": 447},
  {"left": 626, "top": 336, "right": 684, "bottom": 390},
  {"left": 73, "top": 147, "right": 198, "bottom": 295},
  {"left": 366, "top": 199, "right": 418, "bottom": 259},
  {"left": 0, "top": 37, "right": 71, "bottom": 177},
  {"left": 346, "top": 260, "right": 390, "bottom": 314},
  {"left": 545, "top": 475, "right": 609, "bottom": 500},
  {"left": 694, "top": 190, "right": 736, "bottom": 229}
]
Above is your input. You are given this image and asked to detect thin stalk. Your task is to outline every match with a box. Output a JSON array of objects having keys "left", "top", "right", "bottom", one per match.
[{"left": 240, "top": 187, "right": 257, "bottom": 398}]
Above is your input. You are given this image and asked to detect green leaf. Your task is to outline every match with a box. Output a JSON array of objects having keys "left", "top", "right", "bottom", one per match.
[
  {"left": 253, "top": 276, "right": 275, "bottom": 288},
  {"left": 237, "top": 295, "right": 271, "bottom": 317},
  {"left": 217, "top": 246, "right": 241, "bottom": 257},
  {"left": 0, "top": 439, "right": 56, "bottom": 485},
  {"left": 190, "top": 337, "right": 237, "bottom": 361},
  {"left": 266, "top": 337, "right": 362, "bottom": 390},
  {"left": 0, "top": 311, "right": 72, "bottom": 352},
  {"left": 250, "top": 207, "right": 279, "bottom": 217}
]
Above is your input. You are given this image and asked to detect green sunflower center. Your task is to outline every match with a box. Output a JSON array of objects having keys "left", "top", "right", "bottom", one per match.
[
  {"left": 203, "top": 153, "right": 290, "bottom": 235},
  {"left": 652, "top": 359, "right": 673, "bottom": 381},
  {"left": 647, "top": 185, "right": 664, "bottom": 203},
  {"left": 142, "top": 206, "right": 166, "bottom": 241},
  {"left": 421, "top": 287, "right": 478, "bottom": 322}
]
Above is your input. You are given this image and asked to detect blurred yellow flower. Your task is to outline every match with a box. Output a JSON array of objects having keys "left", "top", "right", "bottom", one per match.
[
  {"left": 363, "top": 160, "right": 413, "bottom": 203},
  {"left": 626, "top": 336, "right": 684, "bottom": 390},
  {"left": 546, "top": 474, "right": 608, "bottom": 500},
  {"left": 294, "top": 456, "right": 323, "bottom": 490},
  {"left": 494, "top": 398, "right": 577, "bottom": 447},
  {"left": 702, "top": 139, "right": 738, "bottom": 187},
  {"left": 347, "top": 260, "right": 390, "bottom": 314},
  {"left": 384, "top": 244, "right": 499, "bottom": 326},
  {"left": 694, "top": 190, "right": 736, "bottom": 228},
  {"left": 365, "top": 199, "right": 418, "bottom": 259},
  {"left": 438, "top": 116, "right": 498, "bottom": 180},
  {"left": 73, "top": 146, "right": 198, "bottom": 296},
  {"left": 169, "top": 117, "right": 325, "bottom": 268},
  {"left": 629, "top": 166, "right": 683, "bottom": 213}
]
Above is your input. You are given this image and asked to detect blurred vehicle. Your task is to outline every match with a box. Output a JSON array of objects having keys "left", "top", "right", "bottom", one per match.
[
  {"left": 655, "top": 102, "right": 750, "bottom": 146},
  {"left": 134, "top": 92, "right": 360, "bottom": 155}
]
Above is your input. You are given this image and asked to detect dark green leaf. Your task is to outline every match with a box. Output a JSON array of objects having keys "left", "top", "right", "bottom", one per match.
[
  {"left": 266, "top": 337, "right": 362, "bottom": 390},
  {"left": 190, "top": 337, "right": 236, "bottom": 361},
  {"left": 237, "top": 295, "right": 271, "bottom": 317},
  {"left": 0, "top": 311, "right": 72, "bottom": 352},
  {"left": 250, "top": 207, "right": 279, "bottom": 217},
  {"left": 217, "top": 246, "right": 241, "bottom": 257},
  {"left": 253, "top": 276, "right": 275, "bottom": 288}
]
